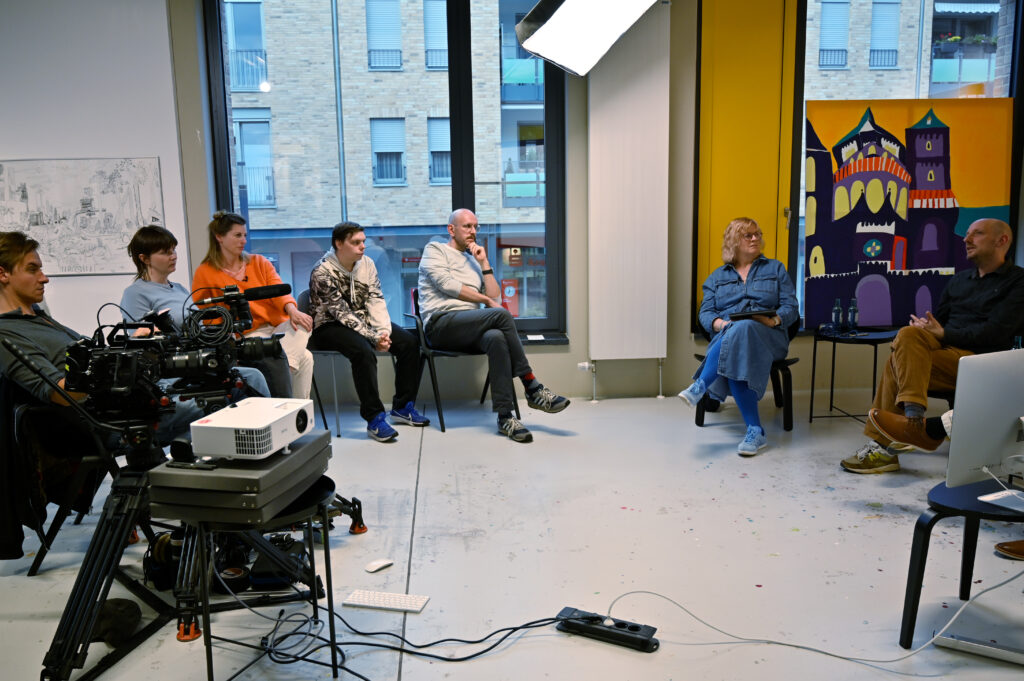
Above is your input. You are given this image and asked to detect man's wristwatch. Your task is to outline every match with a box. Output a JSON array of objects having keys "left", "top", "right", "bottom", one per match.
[{"left": 481, "top": 268, "right": 494, "bottom": 276}]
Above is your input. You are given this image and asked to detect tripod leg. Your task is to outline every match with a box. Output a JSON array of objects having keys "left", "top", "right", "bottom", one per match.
[
  {"left": 41, "top": 472, "right": 149, "bottom": 681},
  {"left": 174, "top": 524, "right": 203, "bottom": 641}
]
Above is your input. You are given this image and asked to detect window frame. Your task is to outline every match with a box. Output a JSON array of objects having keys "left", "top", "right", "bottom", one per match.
[
  {"left": 204, "top": 0, "right": 568, "bottom": 335},
  {"left": 366, "top": 0, "right": 403, "bottom": 71}
]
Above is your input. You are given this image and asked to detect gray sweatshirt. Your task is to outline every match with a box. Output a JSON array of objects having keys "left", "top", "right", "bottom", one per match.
[{"left": 417, "top": 241, "right": 485, "bottom": 327}]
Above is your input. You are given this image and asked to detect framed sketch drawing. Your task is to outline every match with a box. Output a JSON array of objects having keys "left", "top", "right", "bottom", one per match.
[{"left": 0, "top": 157, "right": 165, "bottom": 276}]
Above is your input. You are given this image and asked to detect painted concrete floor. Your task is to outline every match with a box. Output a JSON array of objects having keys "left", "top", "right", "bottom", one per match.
[{"left": 3, "top": 392, "right": 1023, "bottom": 680}]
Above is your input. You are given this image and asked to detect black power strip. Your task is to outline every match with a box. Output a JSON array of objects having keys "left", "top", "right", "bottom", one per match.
[{"left": 555, "top": 607, "right": 659, "bottom": 652}]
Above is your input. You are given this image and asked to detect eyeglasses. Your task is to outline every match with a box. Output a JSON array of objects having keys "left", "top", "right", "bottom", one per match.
[{"left": 742, "top": 232, "right": 763, "bottom": 240}]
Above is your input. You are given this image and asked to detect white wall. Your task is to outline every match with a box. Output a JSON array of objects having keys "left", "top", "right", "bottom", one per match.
[{"left": 0, "top": 0, "right": 188, "bottom": 333}]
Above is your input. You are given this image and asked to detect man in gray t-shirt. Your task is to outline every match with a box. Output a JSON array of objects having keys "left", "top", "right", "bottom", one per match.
[{"left": 417, "top": 209, "right": 569, "bottom": 443}]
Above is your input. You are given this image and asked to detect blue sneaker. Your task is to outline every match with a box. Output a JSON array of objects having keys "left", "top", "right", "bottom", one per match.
[
  {"left": 737, "top": 426, "right": 767, "bottom": 456},
  {"left": 677, "top": 379, "right": 706, "bottom": 408},
  {"left": 367, "top": 412, "right": 398, "bottom": 442},
  {"left": 390, "top": 401, "right": 430, "bottom": 427}
]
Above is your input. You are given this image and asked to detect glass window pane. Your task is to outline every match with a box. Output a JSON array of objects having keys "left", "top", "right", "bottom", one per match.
[{"left": 470, "top": 0, "right": 549, "bottom": 320}]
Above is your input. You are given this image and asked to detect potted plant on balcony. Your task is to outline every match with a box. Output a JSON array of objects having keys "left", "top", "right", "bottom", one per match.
[
  {"left": 984, "top": 36, "right": 997, "bottom": 54},
  {"left": 934, "top": 34, "right": 961, "bottom": 55}
]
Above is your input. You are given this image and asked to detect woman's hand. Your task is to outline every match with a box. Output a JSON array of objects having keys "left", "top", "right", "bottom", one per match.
[
  {"left": 285, "top": 303, "right": 313, "bottom": 332},
  {"left": 712, "top": 318, "right": 731, "bottom": 333},
  {"left": 752, "top": 314, "right": 781, "bottom": 328}
]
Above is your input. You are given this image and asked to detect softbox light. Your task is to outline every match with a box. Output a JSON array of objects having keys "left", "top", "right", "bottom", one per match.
[{"left": 514, "top": 0, "right": 660, "bottom": 77}]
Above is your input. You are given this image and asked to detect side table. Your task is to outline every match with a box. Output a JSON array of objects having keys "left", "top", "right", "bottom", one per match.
[{"left": 809, "top": 327, "right": 897, "bottom": 423}]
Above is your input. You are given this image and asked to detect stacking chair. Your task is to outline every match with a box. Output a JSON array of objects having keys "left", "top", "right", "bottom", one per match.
[
  {"left": 407, "top": 289, "right": 518, "bottom": 432},
  {"left": 693, "top": 320, "right": 800, "bottom": 432}
]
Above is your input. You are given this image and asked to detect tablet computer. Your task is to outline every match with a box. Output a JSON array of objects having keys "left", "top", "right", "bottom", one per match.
[{"left": 727, "top": 309, "right": 776, "bottom": 321}]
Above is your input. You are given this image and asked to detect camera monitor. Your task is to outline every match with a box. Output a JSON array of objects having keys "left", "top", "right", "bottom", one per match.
[{"left": 945, "top": 349, "right": 1024, "bottom": 488}]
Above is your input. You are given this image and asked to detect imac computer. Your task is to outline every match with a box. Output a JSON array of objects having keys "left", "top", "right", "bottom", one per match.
[{"left": 945, "top": 349, "right": 1024, "bottom": 489}]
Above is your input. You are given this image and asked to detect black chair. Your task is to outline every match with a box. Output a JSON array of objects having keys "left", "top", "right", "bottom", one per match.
[
  {"left": 296, "top": 289, "right": 338, "bottom": 436},
  {"left": 406, "top": 289, "right": 518, "bottom": 432},
  {"left": 899, "top": 479, "right": 1024, "bottom": 648},
  {"left": 5, "top": 391, "right": 120, "bottom": 575},
  {"left": 693, "top": 320, "right": 800, "bottom": 432}
]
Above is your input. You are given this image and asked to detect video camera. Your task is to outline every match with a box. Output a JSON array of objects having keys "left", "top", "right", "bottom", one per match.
[{"left": 62, "top": 283, "right": 287, "bottom": 435}]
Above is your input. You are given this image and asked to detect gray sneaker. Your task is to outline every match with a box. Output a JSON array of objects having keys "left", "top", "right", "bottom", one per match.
[
  {"left": 498, "top": 416, "right": 533, "bottom": 443},
  {"left": 526, "top": 386, "right": 570, "bottom": 413}
]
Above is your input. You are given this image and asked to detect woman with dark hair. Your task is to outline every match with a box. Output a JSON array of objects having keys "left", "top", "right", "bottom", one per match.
[
  {"left": 191, "top": 211, "right": 313, "bottom": 399},
  {"left": 678, "top": 217, "right": 798, "bottom": 456},
  {"left": 120, "top": 224, "right": 269, "bottom": 397}
]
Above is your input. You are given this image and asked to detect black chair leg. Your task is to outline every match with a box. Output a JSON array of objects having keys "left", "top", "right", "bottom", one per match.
[
  {"left": 426, "top": 355, "right": 446, "bottom": 432},
  {"left": 780, "top": 367, "right": 794, "bottom": 432},
  {"left": 959, "top": 517, "right": 980, "bottom": 601},
  {"left": 74, "top": 511, "right": 86, "bottom": 525},
  {"left": 28, "top": 506, "right": 72, "bottom": 576},
  {"left": 480, "top": 373, "right": 490, "bottom": 405},
  {"left": 695, "top": 398, "right": 706, "bottom": 427},
  {"left": 770, "top": 367, "right": 784, "bottom": 408},
  {"left": 311, "top": 376, "right": 330, "bottom": 433},
  {"left": 900, "top": 508, "right": 948, "bottom": 648}
]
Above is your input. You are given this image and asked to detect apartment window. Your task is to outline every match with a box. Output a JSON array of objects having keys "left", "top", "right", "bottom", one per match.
[
  {"left": 226, "top": 0, "right": 267, "bottom": 91},
  {"left": 423, "top": 0, "right": 447, "bottom": 70},
  {"left": 366, "top": 0, "right": 402, "bottom": 70},
  {"left": 233, "top": 109, "right": 275, "bottom": 207},
  {"left": 869, "top": 0, "right": 900, "bottom": 68},
  {"left": 819, "top": 0, "right": 849, "bottom": 68},
  {"left": 427, "top": 118, "right": 451, "bottom": 184},
  {"left": 370, "top": 118, "right": 406, "bottom": 185}
]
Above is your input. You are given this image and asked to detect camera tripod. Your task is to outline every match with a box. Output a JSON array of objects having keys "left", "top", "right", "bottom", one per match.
[{"left": 0, "top": 339, "right": 333, "bottom": 681}]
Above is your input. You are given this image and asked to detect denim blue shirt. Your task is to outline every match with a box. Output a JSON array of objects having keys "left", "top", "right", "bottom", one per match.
[
  {"left": 699, "top": 256, "right": 798, "bottom": 336},
  {"left": 695, "top": 256, "right": 798, "bottom": 399}
]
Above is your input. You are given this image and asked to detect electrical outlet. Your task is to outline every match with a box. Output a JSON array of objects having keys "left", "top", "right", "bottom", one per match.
[{"left": 555, "top": 606, "right": 659, "bottom": 652}]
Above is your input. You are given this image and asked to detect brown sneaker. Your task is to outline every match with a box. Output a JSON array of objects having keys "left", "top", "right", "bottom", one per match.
[
  {"left": 995, "top": 539, "right": 1024, "bottom": 560},
  {"left": 868, "top": 409, "right": 944, "bottom": 452}
]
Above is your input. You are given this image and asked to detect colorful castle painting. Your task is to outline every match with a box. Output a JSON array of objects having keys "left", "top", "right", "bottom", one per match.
[{"left": 803, "top": 100, "right": 1012, "bottom": 328}]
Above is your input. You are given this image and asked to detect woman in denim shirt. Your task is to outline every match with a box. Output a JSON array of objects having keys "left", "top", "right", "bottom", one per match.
[{"left": 679, "top": 218, "right": 798, "bottom": 455}]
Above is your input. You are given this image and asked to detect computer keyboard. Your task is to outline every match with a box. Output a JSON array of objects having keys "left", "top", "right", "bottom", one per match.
[{"left": 342, "top": 589, "right": 430, "bottom": 613}]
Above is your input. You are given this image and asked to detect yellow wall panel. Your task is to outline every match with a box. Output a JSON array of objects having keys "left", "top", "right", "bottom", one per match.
[{"left": 697, "top": 0, "right": 798, "bottom": 302}]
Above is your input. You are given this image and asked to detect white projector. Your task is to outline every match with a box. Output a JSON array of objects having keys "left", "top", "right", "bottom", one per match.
[{"left": 189, "top": 397, "right": 315, "bottom": 460}]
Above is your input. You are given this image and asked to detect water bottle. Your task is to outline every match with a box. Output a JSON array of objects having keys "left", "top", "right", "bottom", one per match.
[
  {"left": 831, "top": 298, "right": 843, "bottom": 331},
  {"left": 847, "top": 297, "right": 859, "bottom": 333},
  {"left": 1014, "top": 336, "right": 1022, "bottom": 350}
]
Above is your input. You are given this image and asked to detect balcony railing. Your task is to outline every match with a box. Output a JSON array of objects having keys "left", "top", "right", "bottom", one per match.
[
  {"left": 931, "top": 55, "right": 996, "bottom": 86},
  {"left": 502, "top": 170, "right": 545, "bottom": 207},
  {"left": 869, "top": 49, "right": 898, "bottom": 68},
  {"left": 369, "top": 49, "right": 402, "bottom": 70},
  {"left": 373, "top": 152, "right": 406, "bottom": 185},
  {"left": 236, "top": 164, "right": 275, "bottom": 207},
  {"left": 818, "top": 49, "right": 847, "bottom": 68},
  {"left": 425, "top": 49, "right": 448, "bottom": 70},
  {"left": 429, "top": 151, "right": 451, "bottom": 184},
  {"left": 501, "top": 57, "right": 544, "bottom": 102},
  {"left": 229, "top": 49, "right": 268, "bottom": 91}
]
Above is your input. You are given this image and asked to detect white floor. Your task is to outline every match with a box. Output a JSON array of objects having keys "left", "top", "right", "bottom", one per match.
[{"left": 3, "top": 392, "right": 1024, "bottom": 681}]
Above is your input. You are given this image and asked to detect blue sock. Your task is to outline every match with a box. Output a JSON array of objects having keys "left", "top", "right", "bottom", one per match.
[
  {"left": 697, "top": 337, "right": 724, "bottom": 388},
  {"left": 728, "top": 379, "right": 762, "bottom": 432}
]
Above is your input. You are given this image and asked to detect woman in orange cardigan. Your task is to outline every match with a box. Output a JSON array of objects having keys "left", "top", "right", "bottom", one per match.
[{"left": 191, "top": 211, "right": 313, "bottom": 399}]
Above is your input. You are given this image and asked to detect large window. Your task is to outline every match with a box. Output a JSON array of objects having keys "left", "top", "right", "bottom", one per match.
[{"left": 210, "top": 0, "right": 566, "bottom": 333}]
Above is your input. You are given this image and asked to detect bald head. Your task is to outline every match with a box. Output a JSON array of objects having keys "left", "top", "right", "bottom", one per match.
[{"left": 964, "top": 218, "right": 1013, "bottom": 273}]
